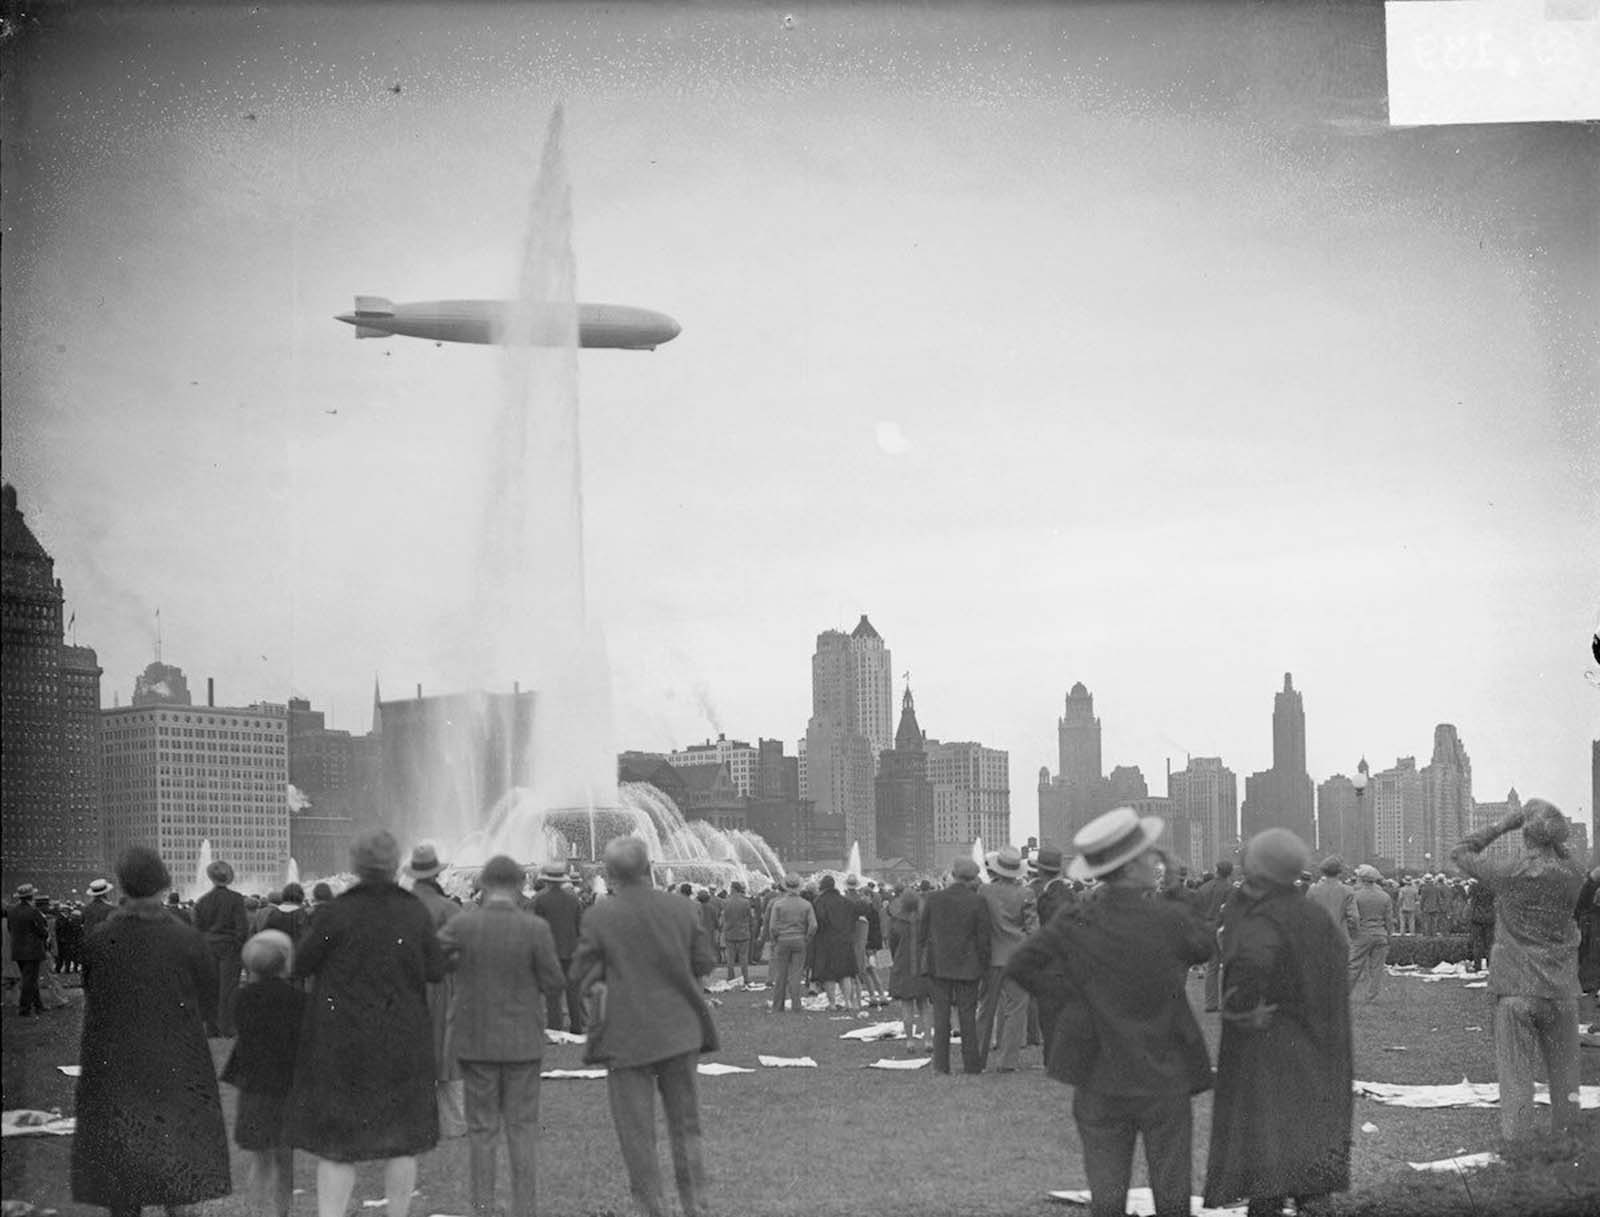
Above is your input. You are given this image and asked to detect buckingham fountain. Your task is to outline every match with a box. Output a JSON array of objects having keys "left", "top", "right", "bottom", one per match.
[{"left": 385, "top": 107, "right": 783, "bottom": 895}]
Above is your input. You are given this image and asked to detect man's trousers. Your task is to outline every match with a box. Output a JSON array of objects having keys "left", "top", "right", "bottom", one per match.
[
  {"left": 1494, "top": 994, "right": 1580, "bottom": 1143},
  {"left": 1072, "top": 1086, "right": 1193, "bottom": 1217},
  {"left": 605, "top": 1050, "right": 705, "bottom": 1217},
  {"left": 1346, "top": 934, "right": 1388, "bottom": 1002},
  {"left": 976, "top": 966, "right": 1029, "bottom": 1070},
  {"left": 545, "top": 957, "right": 584, "bottom": 1034},
  {"left": 206, "top": 941, "right": 242, "bottom": 1036},
  {"left": 769, "top": 938, "right": 807, "bottom": 1011},
  {"left": 928, "top": 977, "right": 982, "bottom": 1074},
  {"left": 16, "top": 959, "right": 43, "bottom": 1015},
  {"left": 460, "top": 1059, "right": 542, "bottom": 1217}
]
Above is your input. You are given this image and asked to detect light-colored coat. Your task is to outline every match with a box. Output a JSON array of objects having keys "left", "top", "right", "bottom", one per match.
[
  {"left": 439, "top": 897, "right": 567, "bottom": 1062},
  {"left": 571, "top": 884, "right": 718, "bottom": 1069}
]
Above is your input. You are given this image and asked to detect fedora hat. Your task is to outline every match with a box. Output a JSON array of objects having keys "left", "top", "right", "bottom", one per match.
[
  {"left": 86, "top": 878, "right": 111, "bottom": 897},
  {"left": 782, "top": 873, "right": 801, "bottom": 891},
  {"left": 986, "top": 845, "right": 1025, "bottom": 879},
  {"left": 1355, "top": 864, "right": 1383, "bottom": 883},
  {"left": 1032, "top": 846, "right": 1064, "bottom": 877},
  {"left": 538, "top": 861, "right": 570, "bottom": 883},
  {"left": 844, "top": 873, "right": 861, "bottom": 888},
  {"left": 14, "top": 883, "right": 36, "bottom": 900},
  {"left": 406, "top": 842, "right": 445, "bottom": 879},
  {"left": 1067, "top": 807, "right": 1165, "bottom": 881}
]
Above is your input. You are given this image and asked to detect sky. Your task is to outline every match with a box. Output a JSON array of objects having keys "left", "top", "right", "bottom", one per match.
[{"left": 4, "top": 1, "right": 1597, "bottom": 846}]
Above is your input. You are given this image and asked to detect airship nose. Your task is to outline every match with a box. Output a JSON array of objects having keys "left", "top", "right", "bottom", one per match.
[{"left": 661, "top": 316, "right": 682, "bottom": 342}]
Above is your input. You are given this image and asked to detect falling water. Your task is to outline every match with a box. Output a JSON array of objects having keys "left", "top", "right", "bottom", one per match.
[
  {"left": 191, "top": 838, "right": 214, "bottom": 900},
  {"left": 845, "top": 841, "right": 863, "bottom": 878},
  {"left": 403, "top": 106, "right": 781, "bottom": 890}
]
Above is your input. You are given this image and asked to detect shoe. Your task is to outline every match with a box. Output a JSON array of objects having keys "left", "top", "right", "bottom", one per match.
[
  {"left": 1204, "top": 1006, "right": 1219, "bottom": 1013},
  {"left": 995, "top": 1067, "right": 1017, "bottom": 1074}
]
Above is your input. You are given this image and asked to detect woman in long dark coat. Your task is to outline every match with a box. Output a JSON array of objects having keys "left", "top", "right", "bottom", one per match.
[
  {"left": 1205, "top": 829, "right": 1352, "bottom": 1217},
  {"left": 811, "top": 875, "right": 859, "bottom": 1010},
  {"left": 72, "top": 846, "right": 231, "bottom": 1215},
  {"left": 887, "top": 886, "right": 932, "bottom": 1051},
  {"left": 290, "top": 829, "right": 444, "bottom": 1217}
]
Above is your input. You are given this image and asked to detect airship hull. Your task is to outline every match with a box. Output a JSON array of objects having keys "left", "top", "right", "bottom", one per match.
[{"left": 334, "top": 298, "right": 680, "bottom": 349}]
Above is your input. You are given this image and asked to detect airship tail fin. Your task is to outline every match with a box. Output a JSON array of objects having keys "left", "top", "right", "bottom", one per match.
[
  {"left": 353, "top": 325, "right": 390, "bottom": 339},
  {"left": 353, "top": 295, "right": 394, "bottom": 317}
]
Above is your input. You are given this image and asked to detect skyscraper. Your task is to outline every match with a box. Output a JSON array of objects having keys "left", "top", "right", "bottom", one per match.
[
  {"left": 670, "top": 734, "right": 759, "bottom": 797},
  {"left": 875, "top": 686, "right": 935, "bottom": 870},
  {"left": 1168, "top": 757, "right": 1238, "bottom": 873},
  {"left": 1038, "top": 682, "right": 1106, "bottom": 846},
  {"left": 1316, "top": 774, "right": 1362, "bottom": 864},
  {"left": 101, "top": 686, "right": 290, "bottom": 894},
  {"left": 806, "top": 615, "right": 892, "bottom": 862},
  {"left": 1240, "top": 673, "right": 1314, "bottom": 845},
  {"left": 1421, "top": 723, "right": 1473, "bottom": 861},
  {"left": 1371, "top": 756, "right": 1427, "bottom": 871},
  {"left": 1, "top": 485, "right": 104, "bottom": 895},
  {"left": 928, "top": 738, "right": 1010, "bottom": 868}
]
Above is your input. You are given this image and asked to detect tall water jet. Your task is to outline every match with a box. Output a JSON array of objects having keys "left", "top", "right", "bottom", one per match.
[
  {"left": 284, "top": 857, "right": 300, "bottom": 889},
  {"left": 469, "top": 104, "right": 617, "bottom": 855},
  {"left": 845, "top": 841, "right": 863, "bottom": 878},
  {"left": 192, "top": 838, "right": 214, "bottom": 899}
]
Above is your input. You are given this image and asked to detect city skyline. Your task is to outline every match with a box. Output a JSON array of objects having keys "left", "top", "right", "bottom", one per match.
[{"left": 4, "top": 4, "right": 1595, "bottom": 852}]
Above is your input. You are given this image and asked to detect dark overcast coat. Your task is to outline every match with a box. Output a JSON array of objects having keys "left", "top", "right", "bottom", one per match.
[
  {"left": 1204, "top": 877, "right": 1353, "bottom": 1207},
  {"left": 72, "top": 901, "right": 230, "bottom": 1207},
  {"left": 289, "top": 880, "right": 444, "bottom": 1162}
]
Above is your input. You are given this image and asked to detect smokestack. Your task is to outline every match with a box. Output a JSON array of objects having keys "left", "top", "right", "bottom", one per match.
[
  {"left": 207, "top": 677, "right": 214, "bottom": 708},
  {"left": 416, "top": 683, "right": 422, "bottom": 701},
  {"left": 513, "top": 681, "right": 519, "bottom": 695}
]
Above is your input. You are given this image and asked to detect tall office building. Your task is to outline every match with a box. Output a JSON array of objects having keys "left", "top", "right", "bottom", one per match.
[
  {"left": 1317, "top": 774, "right": 1362, "bottom": 864},
  {"left": 670, "top": 734, "right": 759, "bottom": 797},
  {"left": 1421, "top": 724, "right": 1473, "bottom": 861},
  {"left": 1470, "top": 788, "right": 1522, "bottom": 865},
  {"left": 1168, "top": 757, "right": 1238, "bottom": 873},
  {"left": 1, "top": 485, "right": 105, "bottom": 895},
  {"left": 928, "top": 738, "right": 1010, "bottom": 868},
  {"left": 1241, "top": 673, "right": 1315, "bottom": 844},
  {"left": 875, "top": 686, "right": 935, "bottom": 870},
  {"left": 101, "top": 686, "right": 290, "bottom": 894},
  {"left": 1038, "top": 682, "right": 1105, "bottom": 846},
  {"left": 806, "top": 616, "right": 892, "bottom": 862},
  {"left": 1371, "top": 756, "right": 1427, "bottom": 871},
  {"left": 287, "top": 696, "right": 381, "bottom": 878}
]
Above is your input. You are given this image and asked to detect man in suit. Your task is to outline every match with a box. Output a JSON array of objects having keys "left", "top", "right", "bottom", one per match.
[
  {"left": 408, "top": 842, "right": 466, "bottom": 1139},
  {"left": 718, "top": 881, "right": 756, "bottom": 987},
  {"left": 82, "top": 879, "right": 116, "bottom": 935},
  {"left": 192, "top": 859, "right": 249, "bottom": 1037},
  {"left": 1007, "top": 807, "right": 1215, "bottom": 1217},
  {"left": 572, "top": 837, "right": 717, "bottom": 1217},
  {"left": 977, "top": 845, "right": 1038, "bottom": 1072},
  {"left": 532, "top": 862, "right": 585, "bottom": 1033},
  {"left": 1306, "top": 857, "right": 1358, "bottom": 941},
  {"left": 1028, "top": 847, "right": 1074, "bottom": 1068},
  {"left": 439, "top": 854, "right": 567, "bottom": 1217},
  {"left": 1193, "top": 860, "right": 1235, "bottom": 1012},
  {"left": 7, "top": 885, "right": 50, "bottom": 1017},
  {"left": 918, "top": 857, "right": 991, "bottom": 1075}
]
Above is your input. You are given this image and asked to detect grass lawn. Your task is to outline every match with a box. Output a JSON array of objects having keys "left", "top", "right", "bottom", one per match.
[{"left": 4, "top": 966, "right": 1597, "bottom": 1216}]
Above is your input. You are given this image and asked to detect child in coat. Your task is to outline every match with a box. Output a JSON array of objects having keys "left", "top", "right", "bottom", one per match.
[{"left": 222, "top": 930, "right": 305, "bottom": 1217}]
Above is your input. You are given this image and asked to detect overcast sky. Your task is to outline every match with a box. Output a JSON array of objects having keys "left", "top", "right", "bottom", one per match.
[{"left": 4, "top": 1, "right": 1597, "bottom": 845}]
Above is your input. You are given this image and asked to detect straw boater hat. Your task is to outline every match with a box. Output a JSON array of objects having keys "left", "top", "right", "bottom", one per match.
[
  {"left": 538, "top": 861, "right": 569, "bottom": 884},
  {"left": 405, "top": 842, "right": 445, "bottom": 879},
  {"left": 1067, "top": 806, "right": 1165, "bottom": 881},
  {"left": 86, "top": 879, "right": 111, "bottom": 898},
  {"left": 985, "top": 845, "right": 1025, "bottom": 880}
]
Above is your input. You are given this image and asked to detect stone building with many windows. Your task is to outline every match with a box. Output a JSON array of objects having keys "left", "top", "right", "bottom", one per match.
[
  {"left": 928, "top": 738, "right": 1010, "bottom": 869},
  {"left": 1, "top": 485, "right": 105, "bottom": 896},
  {"left": 102, "top": 688, "right": 289, "bottom": 896}
]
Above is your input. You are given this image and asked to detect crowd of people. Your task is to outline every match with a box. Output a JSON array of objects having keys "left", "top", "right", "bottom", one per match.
[{"left": 5, "top": 796, "right": 1599, "bottom": 1217}]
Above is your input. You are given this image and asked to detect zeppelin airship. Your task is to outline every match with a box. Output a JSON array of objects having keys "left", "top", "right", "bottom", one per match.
[{"left": 334, "top": 296, "right": 681, "bottom": 349}]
